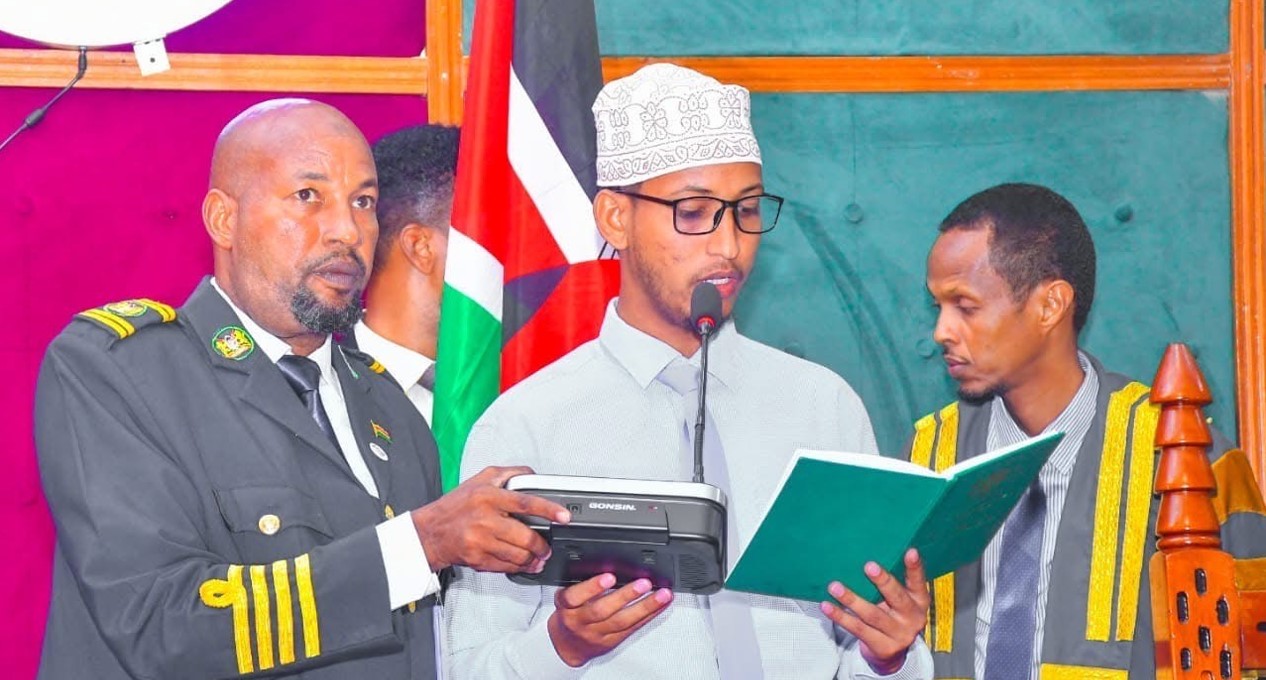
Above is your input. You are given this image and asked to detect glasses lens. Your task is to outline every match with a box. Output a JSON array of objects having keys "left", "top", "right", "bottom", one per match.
[
  {"left": 734, "top": 196, "right": 781, "bottom": 233},
  {"left": 674, "top": 197, "right": 723, "bottom": 234}
]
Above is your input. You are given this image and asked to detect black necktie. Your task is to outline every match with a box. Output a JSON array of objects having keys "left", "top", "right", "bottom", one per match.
[
  {"left": 418, "top": 364, "right": 436, "bottom": 392},
  {"left": 276, "top": 355, "right": 342, "bottom": 453}
]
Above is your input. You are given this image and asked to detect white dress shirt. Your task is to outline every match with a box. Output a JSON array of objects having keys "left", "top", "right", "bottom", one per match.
[
  {"left": 975, "top": 352, "right": 1099, "bottom": 679},
  {"left": 209, "top": 279, "right": 440, "bottom": 610},
  {"left": 354, "top": 320, "right": 436, "bottom": 426},
  {"left": 444, "top": 300, "right": 932, "bottom": 680}
]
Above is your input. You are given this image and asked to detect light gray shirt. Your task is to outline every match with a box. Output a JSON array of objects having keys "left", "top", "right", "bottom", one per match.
[
  {"left": 976, "top": 352, "right": 1099, "bottom": 679},
  {"left": 444, "top": 300, "right": 932, "bottom": 680}
]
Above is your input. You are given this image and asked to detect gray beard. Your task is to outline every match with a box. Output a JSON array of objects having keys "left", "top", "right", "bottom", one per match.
[{"left": 290, "top": 285, "right": 362, "bottom": 334}]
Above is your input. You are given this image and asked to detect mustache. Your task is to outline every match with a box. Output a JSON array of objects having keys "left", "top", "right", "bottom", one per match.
[{"left": 301, "top": 250, "right": 367, "bottom": 279}]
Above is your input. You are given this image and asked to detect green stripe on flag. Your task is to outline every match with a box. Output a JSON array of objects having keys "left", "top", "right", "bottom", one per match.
[{"left": 432, "top": 283, "right": 502, "bottom": 491}]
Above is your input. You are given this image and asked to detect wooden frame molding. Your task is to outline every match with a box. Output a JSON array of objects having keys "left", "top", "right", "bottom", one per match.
[
  {"left": 601, "top": 54, "right": 1231, "bottom": 92},
  {"left": 0, "top": 50, "right": 1234, "bottom": 96},
  {"left": 424, "top": 0, "right": 463, "bottom": 122},
  {"left": 1229, "top": 0, "right": 1266, "bottom": 486},
  {"left": 0, "top": 48, "right": 426, "bottom": 94}
]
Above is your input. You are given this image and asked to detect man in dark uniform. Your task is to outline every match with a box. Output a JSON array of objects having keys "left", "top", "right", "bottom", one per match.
[
  {"left": 34, "top": 99, "right": 570, "bottom": 680},
  {"left": 910, "top": 183, "right": 1266, "bottom": 679}
]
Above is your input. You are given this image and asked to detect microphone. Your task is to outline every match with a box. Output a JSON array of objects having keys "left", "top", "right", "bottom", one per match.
[
  {"left": 0, "top": 46, "right": 88, "bottom": 154},
  {"left": 689, "top": 282, "right": 722, "bottom": 484},
  {"left": 691, "top": 282, "right": 721, "bottom": 337}
]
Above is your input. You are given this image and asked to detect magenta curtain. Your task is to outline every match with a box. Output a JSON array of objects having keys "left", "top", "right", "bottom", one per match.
[{"left": 0, "top": 2, "right": 429, "bottom": 676}]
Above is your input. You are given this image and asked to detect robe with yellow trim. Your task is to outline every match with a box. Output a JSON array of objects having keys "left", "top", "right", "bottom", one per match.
[
  {"left": 35, "top": 278, "right": 444, "bottom": 679},
  {"left": 906, "top": 354, "right": 1266, "bottom": 680}
]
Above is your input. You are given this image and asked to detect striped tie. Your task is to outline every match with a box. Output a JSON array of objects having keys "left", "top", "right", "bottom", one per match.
[{"left": 983, "top": 481, "right": 1047, "bottom": 680}]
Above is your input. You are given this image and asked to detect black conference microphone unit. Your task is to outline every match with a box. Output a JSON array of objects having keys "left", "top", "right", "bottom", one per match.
[{"left": 507, "top": 282, "right": 728, "bottom": 594}]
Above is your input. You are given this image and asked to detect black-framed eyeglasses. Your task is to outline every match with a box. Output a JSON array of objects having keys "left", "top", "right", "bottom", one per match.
[{"left": 616, "top": 190, "right": 784, "bottom": 235}]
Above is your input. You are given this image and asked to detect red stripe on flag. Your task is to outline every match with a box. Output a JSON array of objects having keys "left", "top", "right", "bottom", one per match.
[
  {"left": 501, "top": 259, "right": 621, "bottom": 389},
  {"left": 505, "top": 165, "right": 569, "bottom": 280},
  {"left": 454, "top": 0, "right": 616, "bottom": 394},
  {"left": 451, "top": 0, "right": 514, "bottom": 264}
]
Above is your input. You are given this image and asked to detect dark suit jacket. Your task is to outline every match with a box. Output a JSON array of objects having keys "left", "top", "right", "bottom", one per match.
[{"left": 35, "top": 278, "right": 443, "bottom": 679}]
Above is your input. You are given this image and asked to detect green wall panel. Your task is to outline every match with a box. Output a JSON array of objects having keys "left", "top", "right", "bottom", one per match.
[
  {"left": 464, "top": 1, "right": 1227, "bottom": 55},
  {"left": 458, "top": 3, "right": 1238, "bottom": 454},
  {"left": 738, "top": 91, "right": 1234, "bottom": 453}
]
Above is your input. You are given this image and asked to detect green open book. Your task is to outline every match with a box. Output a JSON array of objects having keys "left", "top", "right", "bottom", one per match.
[{"left": 724, "top": 431, "right": 1063, "bottom": 603}]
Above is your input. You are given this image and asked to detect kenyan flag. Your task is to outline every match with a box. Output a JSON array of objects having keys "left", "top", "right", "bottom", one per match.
[{"left": 431, "top": 0, "right": 620, "bottom": 490}]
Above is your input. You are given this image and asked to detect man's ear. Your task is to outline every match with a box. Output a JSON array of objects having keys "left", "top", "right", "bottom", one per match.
[
  {"left": 1035, "top": 279, "right": 1075, "bottom": 331},
  {"left": 594, "top": 189, "right": 632, "bottom": 252},
  {"left": 202, "top": 189, "right": 236, "bottom": 249},
  {"left": 398, "top": 223, "right": 439, "bottom": 275}
]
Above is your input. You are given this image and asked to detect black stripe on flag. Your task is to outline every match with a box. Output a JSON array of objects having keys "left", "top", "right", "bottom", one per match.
[{"left": 512, "top": 0, "right": 602, "bottom": 200}]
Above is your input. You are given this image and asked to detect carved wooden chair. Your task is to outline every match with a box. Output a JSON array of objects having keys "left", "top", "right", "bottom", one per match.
[{"left": 1150, "top": 344, "right": 1266, "bottom": 679}]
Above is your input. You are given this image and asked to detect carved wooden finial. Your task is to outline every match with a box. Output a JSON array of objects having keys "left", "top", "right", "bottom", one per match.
[
  {"left": 1149, "top": 343, "right": 1244, "bottom": 680},
  {"left": 1152, "top": 343, "right": 1213, "bottom": 406},
  {"left": 1152, "top": 343, "right": 1220, "bottom": 549}
]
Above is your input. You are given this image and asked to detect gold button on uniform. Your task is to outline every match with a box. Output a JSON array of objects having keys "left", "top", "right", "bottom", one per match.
[
  {"left": 384, "top": 504, "right": 395, "bottom": 519},
  {"left": 258, "top": 514, "right": 281, "bottom": 535}
]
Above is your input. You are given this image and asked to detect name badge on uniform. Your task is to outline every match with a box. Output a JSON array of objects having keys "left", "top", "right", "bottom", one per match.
[{"left": 369, "top": 442, "right": 389, "bottom": 461}]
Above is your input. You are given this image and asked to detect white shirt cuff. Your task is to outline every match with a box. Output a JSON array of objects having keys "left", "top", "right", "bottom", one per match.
[
  {"left": 843, "top": 635, "right": 933, "bottom": 680},
  {"left": 376, "top": 512, "right": 442, "bottom": 610}
]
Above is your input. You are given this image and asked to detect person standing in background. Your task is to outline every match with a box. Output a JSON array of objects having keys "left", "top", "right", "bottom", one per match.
[{"left": 353, "top": 124, "right": 460, "bottom": 428}]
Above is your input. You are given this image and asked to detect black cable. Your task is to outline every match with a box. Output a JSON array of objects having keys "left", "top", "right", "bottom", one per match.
[{"left": 0, "top": 46, "right": 88, "bottom": 154}]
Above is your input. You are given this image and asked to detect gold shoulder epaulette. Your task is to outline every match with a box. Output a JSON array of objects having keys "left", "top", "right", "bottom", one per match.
[{"left": 75, "top": 298, "right": 177, "bottom": 340}]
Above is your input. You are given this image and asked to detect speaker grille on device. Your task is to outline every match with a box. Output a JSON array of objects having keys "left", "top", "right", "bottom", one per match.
[{"left": 678, "top": 554, "right": 709, "bottom": 588}]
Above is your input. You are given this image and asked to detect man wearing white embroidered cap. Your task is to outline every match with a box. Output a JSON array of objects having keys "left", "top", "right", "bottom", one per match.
[{"left": 444, "top": 63, "right": 933, "bottom": 679}]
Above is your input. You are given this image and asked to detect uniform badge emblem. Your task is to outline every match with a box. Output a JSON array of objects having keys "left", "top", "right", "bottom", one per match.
[
  {"left": 371, "top": 420, "right": 392, "bottom": 443},
  {"left": 369, "top": 442, "right": 389, "bottom": 461},
  {"left": 211, "top": 326, "right": 255, "bottom": 361},
  {"left": 104, "top": 300, "right": 147, "bottom": 317}
]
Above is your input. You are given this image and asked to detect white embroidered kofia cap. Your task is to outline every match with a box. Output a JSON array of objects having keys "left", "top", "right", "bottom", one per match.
[{"left": 592, "top": 63, "right": 761, "bottom": 187}]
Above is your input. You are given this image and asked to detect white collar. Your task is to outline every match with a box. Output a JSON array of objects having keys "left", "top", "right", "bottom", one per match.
[
  {"left": 354, "top": 319, "right": 434, "bottom": 391},
  {"left": 597, "top": 298, "right": 739, "bottom": 390},
  {"left": 209, "top": 277, "right": 336, "bottom": 380}
]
